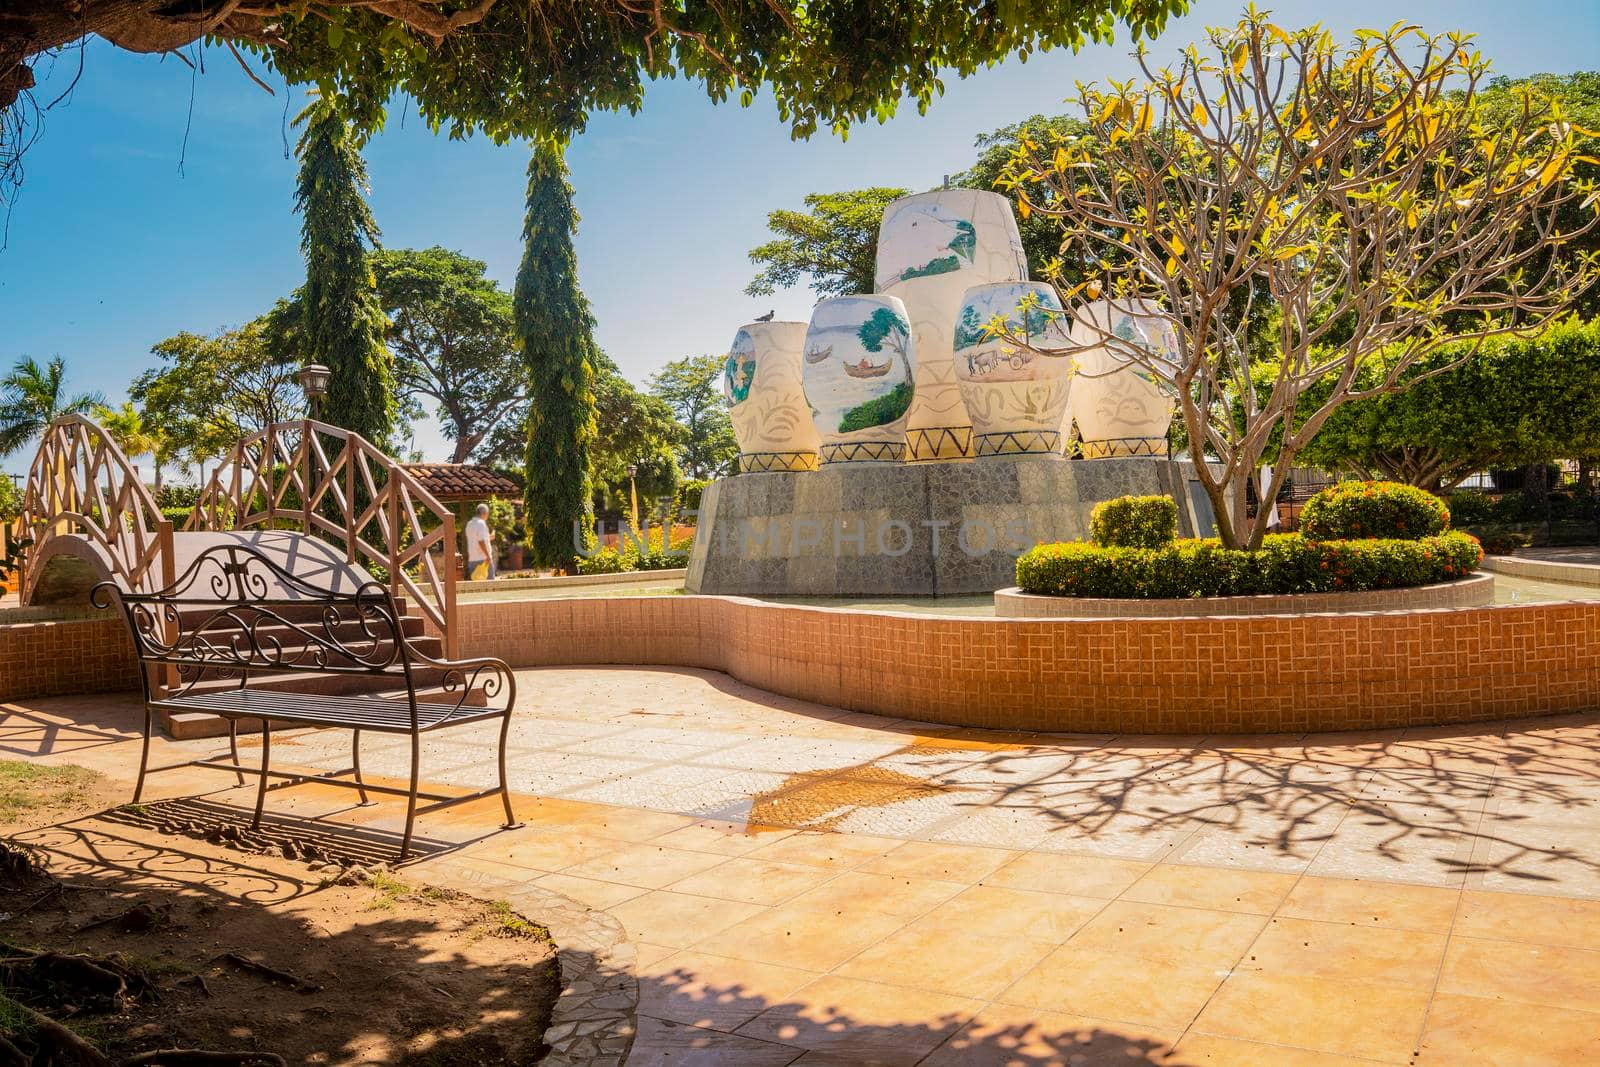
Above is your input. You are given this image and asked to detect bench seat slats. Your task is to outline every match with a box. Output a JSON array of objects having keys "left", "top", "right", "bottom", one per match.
[{"left": 154, "top": 689, "right": 503, "bottom": 732}]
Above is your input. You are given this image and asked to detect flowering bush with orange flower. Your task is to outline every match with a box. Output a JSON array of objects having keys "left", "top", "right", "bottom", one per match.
[
  {"left": 1299, "top": 481, "right": 1449, "bottom": 542},
  {"left": 1016, "top": 531, "right": 1482, "bottom": 599}
]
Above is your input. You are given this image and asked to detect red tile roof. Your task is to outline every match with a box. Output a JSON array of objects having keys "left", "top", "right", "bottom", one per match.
[{"left": 403, "top": 464, "right": 520, "bottom": 501}]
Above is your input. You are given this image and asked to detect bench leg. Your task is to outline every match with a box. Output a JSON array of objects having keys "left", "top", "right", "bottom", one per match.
[
  {"left": 497, "top": 709, "right": 518, "bottom": 829},
  {"left": 251, "top": 718, "right": 271, "bottom": 831},
  {"left": 228, "top": 719, "right": 245, "bottom": 787},
  {"left": 132, "top": 705, "right": 154, "bottom": 804},
  {"left": 351, "top": 728, "right": 372, "bottom": 805},
  {"left": 400, "top": 731, "right": 420, "bottom": 861}
]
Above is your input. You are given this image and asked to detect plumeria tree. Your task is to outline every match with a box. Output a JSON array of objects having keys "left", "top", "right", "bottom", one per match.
[{"left": 999, "top": 11, "right": 1600, "bottom": 548}]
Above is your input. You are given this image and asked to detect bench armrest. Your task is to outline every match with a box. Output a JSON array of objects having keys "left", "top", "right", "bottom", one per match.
[{"left": 400, "top": 640, "right": 517, "bottom": 720}]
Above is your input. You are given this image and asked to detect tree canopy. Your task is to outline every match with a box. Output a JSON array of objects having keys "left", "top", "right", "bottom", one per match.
[
  {"left": 649, "top": 353, "right": 737, "bottom": 480},
  {"left": 371, "top": 246, "right": 521, "bottom": 463},
  {"left": 516, "top": 140, "right": 598, "bottom": 570},
  {"left": 590, "top": 355, "right": 683, "bottom": 517},
  {"left": 3, "top": 2, "right": 1188, "bottom": 166},
  {"left": 999, "top": 13, "right": 1600, "bottom": 548},
  {"left": 1298, "top": 319, "right": 1600, "bottom": 490},
  {"left": 0, "top": 355, "right": 102, "bottom": 458},
  {"left": 746, "top": 187, "right": 909, "bottom": 300},
  {"left": 131, "top": 321, "right": 304, "bottom": 470},
  {"left": 292, "top": 97, "right": 395, "bottom": 445}
]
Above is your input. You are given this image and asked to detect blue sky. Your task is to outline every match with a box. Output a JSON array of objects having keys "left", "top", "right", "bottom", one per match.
[{"left": 2, "top": 0, "right": 1597, "bottom": 476}]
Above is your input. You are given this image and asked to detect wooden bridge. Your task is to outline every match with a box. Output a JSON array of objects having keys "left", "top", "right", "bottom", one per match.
[{"left": 12, "top": 414, "right": 461, "bottom": 660}]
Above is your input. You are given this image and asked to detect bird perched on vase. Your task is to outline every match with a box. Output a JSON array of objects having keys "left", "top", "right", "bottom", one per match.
[{"left": 755, "top": 309, "right": 775, "bottom": 322}]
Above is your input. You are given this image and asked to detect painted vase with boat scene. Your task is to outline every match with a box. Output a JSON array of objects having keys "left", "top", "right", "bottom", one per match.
[
  {"left": 722, "top": 321, "right": 821, "bottom": 473},
  {"left": 801, "top": 295, "right": 917, "bottom": 463}
]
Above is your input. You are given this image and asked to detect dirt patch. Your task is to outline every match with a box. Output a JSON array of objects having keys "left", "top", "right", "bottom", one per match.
[{"left": 0, "top": 764, "right": 559, "bottom": 1066}]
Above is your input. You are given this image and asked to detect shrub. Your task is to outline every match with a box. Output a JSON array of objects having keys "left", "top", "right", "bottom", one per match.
[
  {"left": 1479, "top": 530, "right": 1533, "bottom": 556},
  {"left": 1090, "top": 495, "right": 1178, "bottom": 548},
  {"left": 575, "top": 548, "right": 628, "bottom": 575},
  {"left": 1299, "top": 481, "right": 1449, "bottom": 541},
  {"left": 676, "top": 479, "right": 711, "bottom": 516},
  {"left": 159, "top": 506, "right": 192, "bottom": 528},
  {"left": 1445, "top": 491, "right": 1495, "bottom": 527},
  {"left": 1015, "top": 531, "right": 1482, "bottom": 599},
  {"left": 154, "top": 483, "right": 201, "bottom": 509}
]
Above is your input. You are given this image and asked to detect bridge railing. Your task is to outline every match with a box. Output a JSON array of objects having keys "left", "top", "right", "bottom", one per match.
[
  {"left": 18, "top": 415, "right": 174, "bottom": 603},
  {"left": 186, "top": 419, "right": 460, "bottom": 657}
]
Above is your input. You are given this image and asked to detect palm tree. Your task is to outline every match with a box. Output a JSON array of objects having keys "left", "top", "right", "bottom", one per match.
[
  {"left": 0, "top": 356, "right": 104, "bottom": 458},
  {"left": 94, "top": 401, "right": 172, "bottom": 490}
]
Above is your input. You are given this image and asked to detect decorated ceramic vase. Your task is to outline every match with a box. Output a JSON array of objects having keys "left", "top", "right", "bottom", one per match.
[
  {"left": 875, "top": 190, "right": 1029, "bottom": 462},
  {"left": 801, "top": 295, "right": 917, "bottom": 463},
  {"left": 953, "top": 282, "right": 1074, "bottom": 456},
  {"left": 1064, "top": 298, "right": 1177, "bottom": 458},
  {"left": 722, "top": 321, "right": 821, "bottom": 473}
]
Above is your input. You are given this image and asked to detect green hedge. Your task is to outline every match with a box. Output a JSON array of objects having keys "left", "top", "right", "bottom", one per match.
[
  {"left": 1090, "top": 495, "right": 1178, "bottom": 548},
  {"left": 1300, "top": 481, "right": 1449, "bottom": 541},
  {"left": 1015, "top": 531, "right": 1482, "bottom": 599},
  {"left": 574, "top": 530, "right": 695, "bottom": 575}
]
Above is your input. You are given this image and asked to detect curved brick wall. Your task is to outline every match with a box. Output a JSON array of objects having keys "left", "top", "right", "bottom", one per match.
[
  {"left": 9, "top": 587, "right": 1596, "bottom": 735},
  {"left": 994, "top": 573, "right": 1494, "bottom": 618},
  {"left": 447, "top": 592, "right": 1600, "bottom": 734}
]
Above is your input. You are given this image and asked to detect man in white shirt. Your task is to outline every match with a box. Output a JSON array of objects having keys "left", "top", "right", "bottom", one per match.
[{"left": 465, "top": 503, "right": 494, "bottom": 581}]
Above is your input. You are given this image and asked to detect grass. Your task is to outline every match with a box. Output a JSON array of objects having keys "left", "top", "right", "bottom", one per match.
[
  {"left": 476, "top": 899, "right": 550, "bottom": 942},
  {"left": 0, "top": 762, "right": 99, "bottom": 823}
]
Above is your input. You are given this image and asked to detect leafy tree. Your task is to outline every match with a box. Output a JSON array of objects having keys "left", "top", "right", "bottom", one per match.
[
  {"left": 0, "top": 356, "right": 102, "bottom": 458},
  {"left": 1299, "top": 320, "right": 1600, "bottom": 490},
  {"left": 590, "top": 356, "right": 683, "bottom": 518},
  {"left": 131, "top": 322, "right": 304, "bottom": 470},
  {"left": 517, "top": 140, "right": 598, "bottom": 570},
  {"left": 0, "top": 471, "right": 19, "bottom": 522},
  {"left": 370, "top": 247, "right": 521, "bottom": 463},
  {"left": 1472, "top": 72, "right": 1600, "bottom": 319},
  {"left": 746, "top": 188, "right": 909, "bottom": 299},
  {"left": 3, "top": 3, "right": 1186, "bottom": 208},
  {"left": 649, "top": 354, "right": 737, "bottom": 480},
  {"left": 292, "top": 96, "right": 394, "bottom": 445},
  {"left": 1002, "top": 13, "right": 1600, "bottom": 549},
  {"left": 93, "top": 401, "right": 175, "bottom": 490}
]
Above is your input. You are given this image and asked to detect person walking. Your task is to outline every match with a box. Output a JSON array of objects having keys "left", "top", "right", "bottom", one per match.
[{"left": 465, "top": 502, "right": 495, "bottom": 581}]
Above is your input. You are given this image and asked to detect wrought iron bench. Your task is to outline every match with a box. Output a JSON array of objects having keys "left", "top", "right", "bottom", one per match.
[{"left": 93, "top": 542, "right": 518, "bottom": 859}]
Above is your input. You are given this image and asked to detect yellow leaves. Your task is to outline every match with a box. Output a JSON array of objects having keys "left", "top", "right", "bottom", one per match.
[
  {"left": 1134, "top": 101, "right": 1153, "bottom": 134},
  {"left": 1017, "top": 198, "right": 1032, "bottom": 220},
  {"left": 1230, "top": 42, "right": 1249, "bottom": 75},
  {"left": 1169, "top": 234, "right": 1187, "bottom": 256},
  {"left": 1052, "top": 145, "right": 1069, "bottom": 173},
  {"left": 1190, "top": 101, "right": 1208, "bottom": 126},
  {"left": 1095, "top": 95, "right": 1118, "bottom": 124},
  {"left": 1273, "top": 245, "right": 1314, "bottom": 261}
]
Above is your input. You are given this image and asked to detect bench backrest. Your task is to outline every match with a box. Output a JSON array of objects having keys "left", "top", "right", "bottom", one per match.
[{"left": 93, "top": 542, "right": 410, "bottom": 702}]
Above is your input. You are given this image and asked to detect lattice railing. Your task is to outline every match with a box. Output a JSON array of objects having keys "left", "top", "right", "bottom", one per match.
[
  {"left": 19, "top": 415, "right": 174, "bottom": 603},
  {"left": 186, "top": 420, "right": 460, "bottom": 657}
]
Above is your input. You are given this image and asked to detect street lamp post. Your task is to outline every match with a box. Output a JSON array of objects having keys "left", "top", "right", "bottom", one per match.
[
  {"left": 296, "top": 363, "right": 332, "bottom": 421},
  {"left": 627, "top": 463, "right": 639, "bottom": 536}
]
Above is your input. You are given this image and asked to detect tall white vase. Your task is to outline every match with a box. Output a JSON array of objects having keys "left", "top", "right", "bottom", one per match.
[
  {"left": 801, "top": 295, "right": 917, "bottom": 463},
  {"left": 723, "top": 321, "right": 821, "bottom": 473},
  {"left": 875, "top": 190, "right": 1028, "bottom": 462},
  {"left": 954, "top": 282, "right": 1074, "bottom": 456},
  {"left": 1064, "top": 298, "right": 1177, "bottom": 458}
]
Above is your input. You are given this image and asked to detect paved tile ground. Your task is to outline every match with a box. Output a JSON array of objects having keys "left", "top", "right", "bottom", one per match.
[{"left": 5, "top": 666, "right": 1600, "bottom": 1065}]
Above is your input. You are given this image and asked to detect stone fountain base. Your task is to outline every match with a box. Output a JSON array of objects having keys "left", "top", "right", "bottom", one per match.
[{"left": 686, "top": 455, "right": 1219, "bottom": 597}]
